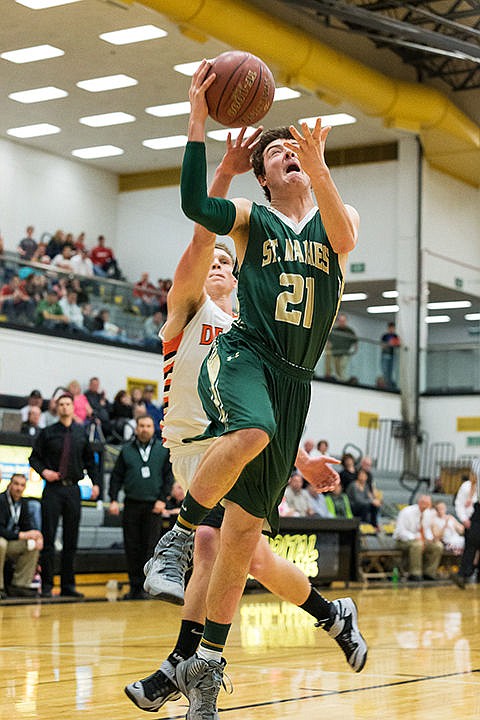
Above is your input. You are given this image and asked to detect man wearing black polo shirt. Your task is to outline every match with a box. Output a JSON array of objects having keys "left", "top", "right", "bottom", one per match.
[
  {"left": 29, "top": 391, "right": 100, "bottom": 598},
  {"left": 108, "top": 415, "right": 173, "bottom": 600}
]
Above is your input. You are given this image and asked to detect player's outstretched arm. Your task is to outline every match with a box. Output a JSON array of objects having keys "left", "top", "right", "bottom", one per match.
[
  {"left": 181, "top": 61, "right": 253, "bottom": 238},
  {"left": 285, "top": 119, "right": 359, "bottom": 256},
  {"left": 164, "top": 128, "right": 261, "bottom": 339}
]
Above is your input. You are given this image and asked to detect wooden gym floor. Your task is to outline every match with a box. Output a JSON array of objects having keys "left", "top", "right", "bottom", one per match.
[{"left": 1, "top": 581, "right": 479, "bottom": 720}]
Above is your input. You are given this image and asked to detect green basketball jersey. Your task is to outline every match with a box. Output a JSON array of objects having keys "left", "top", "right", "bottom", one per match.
[{"left": 235, "top": 202, "right": 344, "bottom": 371}]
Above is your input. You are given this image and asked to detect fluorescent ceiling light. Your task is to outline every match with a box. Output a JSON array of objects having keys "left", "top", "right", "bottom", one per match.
[
  {"left": 80, "top": 112, "right": 135, "bottom": 127},
  {"left": 427, "top": 300, "right": 472, "bottom": 310},
  {"left": 1, "top": 44, "right": 64, "bottom": 64},
  {"left": 16, "top": 0, "right": 82, "bottom": 8},
  {"left": 465, "top": 313, "right": 480, "bottom": 321},
  {"left": 174, "top": 61, "right": 203, "bottom": 76},
  {"left": 274, "top": 87, "right": 301, "bottom": 101},
  {"left": 425, "top": 315, "right": 450, "bottom": 324},
  {"left": 77, "top": 75, "right": 137, "bottom": 92},
  {"left": 7, "top": 123, "right": 60, "bottom": 138},
  {"left": 299, "top": 113, "right": 357, "bottom": 127},
  {"left": 143, "top": 135, "right": 188, "bottom": 150},
  {"left": 146, "top": 101, "right": 191, "bottom": 118},
  {"left": 8, "top": 86, "right": 68, "bottom": 103},
  {"left": 207, "top": 127, "right": 257, "bottom": 141},
  {"left": 382, "top": 290, "right": 398, "bottom": 299},
  {"left": 99, "top": 25, "right": 167, "bottom": 46},
  {"left": 342, "top": 292, "right": 368, "bottom": 301},
  {"left": 367, "top": 305, "right": 399, "bottom": 314},
  {"left": 72, "top": 145, "right": 123, "bottom": 159}
]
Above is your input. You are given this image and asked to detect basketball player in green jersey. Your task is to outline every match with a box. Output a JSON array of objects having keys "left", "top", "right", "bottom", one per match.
[{"left": 145, "top": 60, "right": 362, "bottom": 717}]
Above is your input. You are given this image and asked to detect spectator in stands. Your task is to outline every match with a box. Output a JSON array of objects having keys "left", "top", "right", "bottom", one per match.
[
  {"left": 347, "top": 468, "right": 382, "bottom": 529},
  {"left": 452, "top": 458, "right": 480, "bottom": 589},
  {"left": 317, "top": 439, "right": 330, "bottom": 455},
  {"left": 432, "top": 501, "right": 464, "bottom": 554},
  {"left": 31, "top": 240, "right": 50, "bottom": 264},
  {"left": 29, "top": 390, "right": 100, "bottom": 598},
  {"left": 67, "top": 380, "right": 93, "bottom": 425},
  {"left": 71, "top": 246, "right": 94, "bottom": 277},
  {"left": 454, "top": 475, "right": 475, "bottom": 528},
  {"left": 143, "top": 310, "right": 163, "bottom": 349},
  {"left": 59, "top": 289, "right": 85, "bottom": 332},
  {"left": 358, "top": 455, "right": 380, "bottom": 500},
  {"left": 52, "top": 244, "right": 75, "bottom": 272},
  {"left": 393, "top": 494, "right": 443, "bottom": 581},
  {"left": 74, "top": 232, "right": 87, "bottom": 252},
  {"left": 108, "top": 415, "right": 173, "bottom": 600},
  {"left": 21, "top": 406, "right": 43, "bottom": 441},
  {"left": 123, "top": 402, "right": 148, "bottom": 442},
  {"left": 90, "top": 235, "right": 121, "bottom": 279},
  {"left": 91, "top": 308, "right": 122, "bottom": 340},
  {"left": 80, "top": 303, "right": 96, "bottom": 332},
  {"left": 45, "top": 230, "right": 65, "bottom": 260},
  {"left": 41, "top": 397, "right": 58, "bottom": 427},
  {"left": 325, "top": 483, "right": 353, "bottom": 519},
  {"left": 283, "top": 470, "right": 312, "bottom": 517},
  {"left": 133, "top": 272, "right": 160, "bottom": 316},
  {"left": 339, "top": 452, "right": 357, "bottom": 492},
  {"left": 22, "top": 269, "right": 47, "bottom": 304},
  {"left": 20, "top": 389, "right": 45, "bottom": 426},
  {"left": 111, "top": 390, "right": 133, "bottom": 439},
  {"left": 0, "top": 473, "right": 43, "bottom": 598},
  {"left": 302, "top": 438, "right": 316, "bottom": 455},
  {"left": 325, "top": 313, "right": 358, "bottom": 382},
  {"left": 305, "top": 483, "right": 331, "bottom": 518},
  {"left": 85, "top": 377, "right": 112, "bottom": 438},
  {"left": 130, "top": 387, "right": 144, "bottom": 408},
  {"left": 164, "top": 481, "right": 186, "bottom": 517},
  {"left": 36, "top": 288, "right": 70, "bottom": 330},
  {"left": 17, "top": 225, "right": 37, "bottom": 261},
  {"left": 142, "top": 385, "right": 163, "bottom": 437},
  {"left": 0, "top": 273, "right": 36, "bottom": 324},
  {"left": 380, "top": 322, "right": 401, "bottom": 388}
]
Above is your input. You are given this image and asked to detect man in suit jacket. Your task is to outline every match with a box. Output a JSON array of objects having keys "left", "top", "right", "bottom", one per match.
[{"left": 0, "top": 473, "right": 43, "bottom": 598}]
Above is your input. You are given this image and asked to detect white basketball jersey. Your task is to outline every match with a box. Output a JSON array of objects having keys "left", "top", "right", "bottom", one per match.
[{"left": 161, "top": 296, "right": 233, "bottom": 448}]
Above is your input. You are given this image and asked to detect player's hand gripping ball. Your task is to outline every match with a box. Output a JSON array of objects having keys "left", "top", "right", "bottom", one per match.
[{"left": 205, "top": 50, "right": 275, "bottom": 127}]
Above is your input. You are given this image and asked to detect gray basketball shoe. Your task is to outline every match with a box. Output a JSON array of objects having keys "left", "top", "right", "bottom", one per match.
[
  {"left": 317, "top": 597, "right": 368, "bottom": 672},
  {"left": 143, "top": 527, "right": 194, "bottom": 605},
  {"left": 175, "top": 653, "right": 227, "bottom": 720},
  {"left": 124, "top": 659, "right": 181, "bottom": 711}
]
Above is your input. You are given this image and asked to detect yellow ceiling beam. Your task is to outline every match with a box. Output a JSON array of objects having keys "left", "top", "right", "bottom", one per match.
[{"left": 135, "top": 0, "right": 480, "bottom": 186}]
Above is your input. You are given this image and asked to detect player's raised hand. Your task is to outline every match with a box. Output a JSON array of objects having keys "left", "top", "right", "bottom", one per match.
[
  {"left": 285, "top": 118, "right": 332, "bottom": 179},
  {"left": 189, "top": 59, "right": 216, "bottom": 124},
  {"left": 219, "top": 126, "right": 263, "bottom": 176}
]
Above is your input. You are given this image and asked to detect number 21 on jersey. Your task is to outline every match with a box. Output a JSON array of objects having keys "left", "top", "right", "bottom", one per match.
[{"left": 275, "top": 272, "right": 314, "bottom": 329}]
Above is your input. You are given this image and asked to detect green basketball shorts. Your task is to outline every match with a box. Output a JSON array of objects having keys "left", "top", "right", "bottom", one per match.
[{"left": 197, "top": 327, "right": 312, "bottom": 535}]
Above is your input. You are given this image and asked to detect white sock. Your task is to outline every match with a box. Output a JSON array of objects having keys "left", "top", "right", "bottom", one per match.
[{"left": 197, "top": 645, "right": 223, "bottom": 663}]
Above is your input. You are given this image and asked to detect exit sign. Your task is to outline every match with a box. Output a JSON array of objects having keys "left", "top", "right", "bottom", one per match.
[
  {"left": 467, "top": 437, "right": 480, "bottom": 446},
  {"left": 350, "top": 262, "right": 365, "bottom": 273},
  {"left": 455, "top": 277, "right": 463, "bottom": 288}
]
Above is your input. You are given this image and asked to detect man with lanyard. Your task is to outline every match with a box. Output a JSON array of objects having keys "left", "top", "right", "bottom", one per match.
[
  {"left": 0, "top": 473, "right": 43, "bottom": 598},
  {"left": 125, "top": 128, "right": 366, "bottom": 712},
  {"left": 109, "top": 414, "right": 173, "bottom": 600},
  {"left": 29, "top": 391, "right": 100, "bottom": 598},
  {"left": 453, "top": 457, "right": 480, "bottom": 588}
]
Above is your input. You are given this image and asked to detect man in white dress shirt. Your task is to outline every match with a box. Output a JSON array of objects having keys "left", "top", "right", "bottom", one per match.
[{"left": 393, "top": 494, "right": 443, "bottom": 581}]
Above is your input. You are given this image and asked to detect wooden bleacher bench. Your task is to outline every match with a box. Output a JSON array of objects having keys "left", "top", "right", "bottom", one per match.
[{"left": 359, "top": 523, "right": 460, "bottom": 584}]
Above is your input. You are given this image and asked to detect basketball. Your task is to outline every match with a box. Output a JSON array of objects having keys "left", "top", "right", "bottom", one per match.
[{"left": 205, "top": 50, "right": 275, "bottom": 127}]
